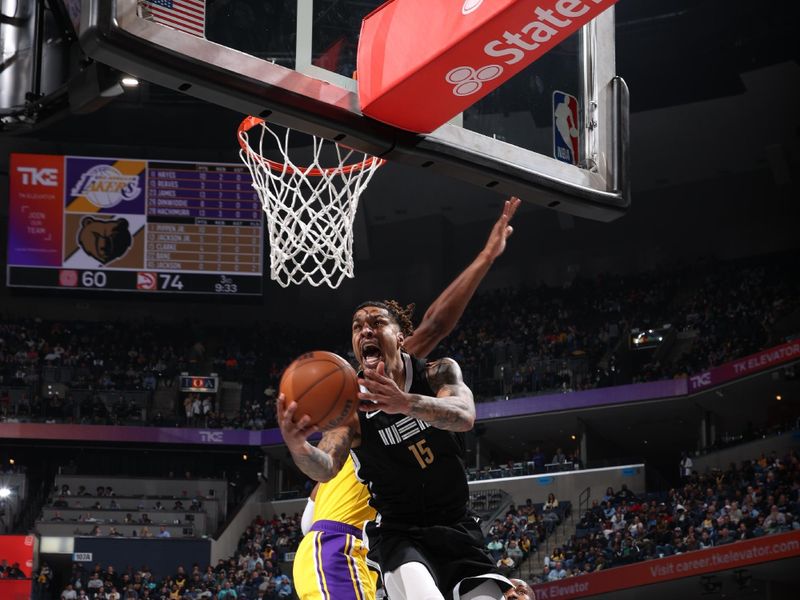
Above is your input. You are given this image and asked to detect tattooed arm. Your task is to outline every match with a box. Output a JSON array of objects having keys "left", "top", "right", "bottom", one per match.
[
  {"left": 358, "top": 358, "right": 475, "bottom": 432},
  {"left": 405, "top": 197, "right": 520, "bottom": 358},
  {"left": 277, "top": 393, "right": 358, "bottom": 482}
]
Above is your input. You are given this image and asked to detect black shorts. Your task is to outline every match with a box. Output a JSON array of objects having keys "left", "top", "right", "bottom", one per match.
[{"left": 364, "top": 515, "right": 508, "bottom": 596}]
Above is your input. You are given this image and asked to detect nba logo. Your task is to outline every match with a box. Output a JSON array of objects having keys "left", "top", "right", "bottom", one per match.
[{"left": 553, "top": 91, "right": 580, "bottom": 166}]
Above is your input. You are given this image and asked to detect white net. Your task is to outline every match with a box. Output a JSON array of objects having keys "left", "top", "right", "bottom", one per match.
[{"left": 238, "top": 118, "right": 384, "bottom": 288}]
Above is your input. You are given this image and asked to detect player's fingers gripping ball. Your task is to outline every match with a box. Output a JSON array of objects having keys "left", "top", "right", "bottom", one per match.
[{"left": 279, "top": 351, "right": 359, "bottom": 430}]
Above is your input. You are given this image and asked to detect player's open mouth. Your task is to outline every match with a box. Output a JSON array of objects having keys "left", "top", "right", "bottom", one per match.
[{"left": 361, "top": 342, "right": 382, "bottom": 368}]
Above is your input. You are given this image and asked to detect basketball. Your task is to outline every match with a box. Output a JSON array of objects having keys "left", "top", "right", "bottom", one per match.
[{"left": 279, "top": 351, "right": 359, "bottom": 431}]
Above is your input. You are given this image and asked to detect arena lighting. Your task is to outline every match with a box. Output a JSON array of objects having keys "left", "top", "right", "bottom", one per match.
[
  {"left": 121, "top": 76, "right": 139, "bottom": 87},
  {"left": 8, "top": 459, "right": 14, "bottom": 465},
  {"left": 0, "top": 487, "right": 11, "bottom": 499},
  {"left": 242, "top": 454, "right": 248, "bottom": 461},
  {"left": 776, "top": 394, "right": 782, "bottom": 400}
]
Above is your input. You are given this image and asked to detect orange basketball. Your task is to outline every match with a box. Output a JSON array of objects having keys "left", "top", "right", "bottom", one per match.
[{"left": 279, "top": 351, "right": 359, "bottom": 431}]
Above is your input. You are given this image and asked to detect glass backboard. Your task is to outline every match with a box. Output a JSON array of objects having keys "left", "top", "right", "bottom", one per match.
[{"left": 78, "top": 0, "right": 629, "bottom": 221}]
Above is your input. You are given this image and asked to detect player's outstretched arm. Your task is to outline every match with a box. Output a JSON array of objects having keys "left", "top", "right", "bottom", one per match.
[
  {"left": 358, "top": 359, "right": 475, "bottom": 432},
  {"left": 406, "top": 197, "right": 520, "bottom": 357},
  {"left": 277, "top": 393, "right": 355, "bottom": 482}
]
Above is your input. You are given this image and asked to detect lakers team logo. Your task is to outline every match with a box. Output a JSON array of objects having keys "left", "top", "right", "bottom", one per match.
[
  {"left": 78, "top": 216, "right": 133, "bottom": 264},
  {"left": 70, "top": 165, "right": 141, "bottom": 209}
]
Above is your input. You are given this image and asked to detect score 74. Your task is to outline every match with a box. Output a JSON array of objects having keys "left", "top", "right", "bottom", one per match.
[{"left": 159, "top": 273, "right": 184, "bottom": 290}]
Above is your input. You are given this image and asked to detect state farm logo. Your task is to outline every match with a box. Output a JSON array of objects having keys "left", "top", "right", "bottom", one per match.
[
  {"left": 484, "top": 0, "right": 609, "bottom": 65},
  {"left": 17, "top": 166, "right": 58, "bottom": 187},
  {"left": 462, "top": 0, "right": 483, "bottom": 15},
  {"left": 445, "top": 64, "right": 503, "bottom": 96},
  {"left": 71, "top": 165, "right": 141, "bottom": 209}
]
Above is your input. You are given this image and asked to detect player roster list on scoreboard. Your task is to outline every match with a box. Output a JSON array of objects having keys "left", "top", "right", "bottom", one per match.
[{"left": 6, "top": 153, "right": 263, "bottom": 295}]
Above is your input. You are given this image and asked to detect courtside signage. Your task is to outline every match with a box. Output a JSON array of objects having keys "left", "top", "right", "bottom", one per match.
[
  {"left": 358, "top": 0, "right": 618, "bottom": 133},
  {"left": 532, "top": 530, "right": 800, "bottom": 599},
  {"left": 688, "top": 338, "right": 800, "bottom": 392}
]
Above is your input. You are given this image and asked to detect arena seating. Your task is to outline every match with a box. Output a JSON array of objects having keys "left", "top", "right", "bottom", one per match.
[
  {"left": 34, "top": 475, "right": 226, "bottom": 539},
  {"left": 2, "top": 253, "right": 797, "bottom": 429},
  {"left": 528, "top": 447, "right": 799, "bottom": 582}
]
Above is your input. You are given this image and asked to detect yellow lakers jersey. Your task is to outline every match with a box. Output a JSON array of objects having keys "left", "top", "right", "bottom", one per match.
[
  {"left": 294, "top": 455, "right": 378, "bottom": 600},
  {"left": 314, "top": 454, "right": 375, "bottom": 527}
]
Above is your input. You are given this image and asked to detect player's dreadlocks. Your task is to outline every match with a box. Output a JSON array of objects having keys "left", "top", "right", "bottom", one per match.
[{"left": 354, "top": 300, "right": 415, "bottom": 337}]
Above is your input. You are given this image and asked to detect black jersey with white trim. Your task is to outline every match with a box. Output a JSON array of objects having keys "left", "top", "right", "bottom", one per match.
[{"left": 351, "top": 353, "right": 469, "bottom": 525}]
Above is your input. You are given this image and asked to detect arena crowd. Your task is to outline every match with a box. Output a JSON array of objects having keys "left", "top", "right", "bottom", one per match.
[{"left": 1, "top": 253, "right": 796, "bottom": 432}]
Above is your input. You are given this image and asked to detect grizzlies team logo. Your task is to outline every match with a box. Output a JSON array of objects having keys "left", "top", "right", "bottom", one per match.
[
  {"left": 71, "top": 164, "right": 141, "bottom": 209},
  {"left": 78, "top": 216, "right": 132, "bottom": 264}
]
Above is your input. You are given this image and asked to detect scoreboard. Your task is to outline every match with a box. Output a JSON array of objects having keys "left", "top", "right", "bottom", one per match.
[{"left": 6, "top": 153, "right": 263, "bottom": 296}]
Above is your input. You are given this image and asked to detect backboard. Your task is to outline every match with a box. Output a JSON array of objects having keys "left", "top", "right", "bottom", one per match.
[{"left": 77, "top": 0, "right": 629, "bottom": 221}]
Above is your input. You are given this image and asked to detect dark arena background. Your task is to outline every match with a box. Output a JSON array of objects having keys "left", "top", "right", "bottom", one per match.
[{"left": 1, "top": 1, "right": 798, "bottom": 600}]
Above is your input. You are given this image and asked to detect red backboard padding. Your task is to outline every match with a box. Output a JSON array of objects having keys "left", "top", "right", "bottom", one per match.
[{"left": 357, "top": 0, "right": 618, "bottom": 133}]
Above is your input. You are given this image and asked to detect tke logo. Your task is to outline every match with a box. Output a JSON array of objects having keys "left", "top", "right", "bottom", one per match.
[
  {"left": 199, "top": 431, "right": 224, "bottom": 443},
  {"left": 17, "top": 166, "right": 59, "bottom": 187},
  {"left": 690, "top": 372, "right": 712, "bottom": 389}
]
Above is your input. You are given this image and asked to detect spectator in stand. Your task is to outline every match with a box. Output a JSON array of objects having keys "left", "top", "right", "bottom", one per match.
[
  {"left": 544, "top": 493, "right": 559, "bottom": 512},
  {"left": 506, "top": 538, "right": 524, "bottom": 565},
  {"left": 530, "top": 448, "right": 546, "bottom": 474},
  {"left": 548, "top": 561, "right": 566, "bottom": 581},
  {"left": 763, "top": 505, "right": 787, "bottom": 531},
  {"left": 680, "top": 452, "right": 693, "bottom": 481},
  {"left": 184, "top": 396, "right": 194, "bottom": 425},
  {"left": 496, "top": 552, "right": 515, "bottom": 576},
  {"left": 714, "top": 524, "right": 734, "bottom": 544},
  {"left": 487, "top": 535, "right": 504, "bottom": 561},
  {"left": 551, "top": 448, "right": 567, "bottom": 465},
  {"left": 736, "top": 522, "right": 754, "bottom": 540},
  {"left": 614, "top": 484, "right": 636, "bottom": 503},
  {"left": 542, "top": 493, "right": 561, "bottom": 531},
  {"left": 274, "top": 574, "right": 292, "bottom": 599}
]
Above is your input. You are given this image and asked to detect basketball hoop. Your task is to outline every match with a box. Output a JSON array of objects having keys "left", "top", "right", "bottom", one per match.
[{"left": 238, "top": 116, "right": 385, "bottom": 288}]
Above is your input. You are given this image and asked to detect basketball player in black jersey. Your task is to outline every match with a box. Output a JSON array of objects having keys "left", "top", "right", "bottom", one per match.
[{"left": 279, "top": 199, "right": 520, "bottom": 600}]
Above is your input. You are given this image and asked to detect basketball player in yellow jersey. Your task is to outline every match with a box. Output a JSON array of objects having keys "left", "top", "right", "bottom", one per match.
[
  {"left": 292, "top": 198, "right": 520, "bottom": 600},
  {"left": 294, "top": 456, "right": 376, "bottom": 600}
]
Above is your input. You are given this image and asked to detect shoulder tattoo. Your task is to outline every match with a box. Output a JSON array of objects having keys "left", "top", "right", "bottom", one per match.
[{"left": 425, "top": 358, "right": 464, "bottom": 393}]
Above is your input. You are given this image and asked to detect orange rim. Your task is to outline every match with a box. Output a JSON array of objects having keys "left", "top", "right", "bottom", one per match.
[{"left": 237, "top": 116, "right": 385, "bottom": 177}]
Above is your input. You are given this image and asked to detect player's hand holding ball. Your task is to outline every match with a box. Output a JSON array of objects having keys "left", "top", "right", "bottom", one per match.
[{"left": 277, "top": 351, "right": 359, "bottom": 450}]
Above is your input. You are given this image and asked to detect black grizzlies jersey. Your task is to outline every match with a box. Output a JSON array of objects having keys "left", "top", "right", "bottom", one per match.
[{"left": 351, "top": 353, "right": 470, "bottom": 525}]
